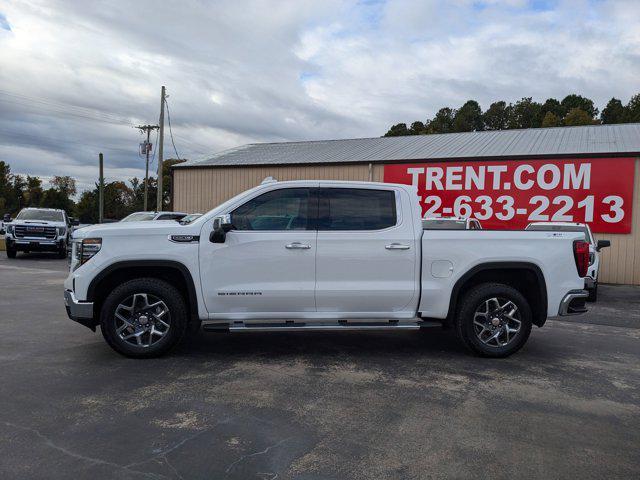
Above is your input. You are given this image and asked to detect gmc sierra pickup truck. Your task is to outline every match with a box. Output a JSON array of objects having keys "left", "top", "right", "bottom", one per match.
[
  {"left": 5, "top": 208, "right": 75, "bottom": 258},
  {"left": 64, "top": 180, "right": 590, "bottom": 358}
]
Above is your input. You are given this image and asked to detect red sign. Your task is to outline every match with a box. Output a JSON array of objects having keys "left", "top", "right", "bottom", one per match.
[{"left": 384, "top": 157, "right": 635, "bottom": 233}]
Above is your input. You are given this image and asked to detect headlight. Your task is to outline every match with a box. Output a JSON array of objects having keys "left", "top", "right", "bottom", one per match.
[
  {"left": 74, "top": 238, "right": 102, "bottom": 268},
  {"left": 6, "top": 225, "right": 14, "bottom": 236},
  {"left": 57, "top": 226, "right": 67, "bottom": 236}
]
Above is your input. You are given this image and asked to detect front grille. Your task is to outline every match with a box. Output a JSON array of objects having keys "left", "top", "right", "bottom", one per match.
[{"left": 14, "top": 225, "right": 57, "bottom": 239}]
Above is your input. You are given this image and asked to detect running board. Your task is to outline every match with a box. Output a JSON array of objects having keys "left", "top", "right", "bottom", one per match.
[{"left": 203, "top": 320, "right": 441, "bottom": 333}]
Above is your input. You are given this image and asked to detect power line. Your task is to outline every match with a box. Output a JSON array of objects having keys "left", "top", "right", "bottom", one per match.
[
  {"left": 0, "top": 127, "right": 134, "bottom": 154},
  {"left": 0, "top": 89, "right": 137, "bottom": 127},
  {"left": 163, "top": 96, "right": 181, "bottom": 160}
]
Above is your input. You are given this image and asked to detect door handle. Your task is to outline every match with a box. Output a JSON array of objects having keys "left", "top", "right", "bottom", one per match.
[
  {"left": 385, "top": 243, "right": 410, "bottom": 250},
  {"left": 285, "top": 242, "right": 311, "bottom": 250}
]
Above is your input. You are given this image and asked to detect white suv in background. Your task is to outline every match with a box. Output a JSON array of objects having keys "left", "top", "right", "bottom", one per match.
[
  {"left": 120, "top": 211, "right": 188, "bottom": 222},
  {"left": 4, "top": 208, "right": 76, "bottom": 259},
  {"left": 422, "top": 217, "right": 482, "bottom": 230},
  {"left": 525, "top": 222, "right": 610, "bottom": 301}
]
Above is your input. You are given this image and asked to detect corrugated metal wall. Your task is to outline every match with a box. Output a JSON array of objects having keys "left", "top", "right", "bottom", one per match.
[
  {"left": 594, "top": 158, "right": 640, "bottom": 285},
  {"left": 173, "top": 158, "right": 640, "bottom": 285},
  {"left": 173, "top": 164, "right": 376, "bottom": 213}
]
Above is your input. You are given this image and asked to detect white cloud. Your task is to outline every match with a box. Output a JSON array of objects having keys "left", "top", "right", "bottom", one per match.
[{"left": 0, "top": 0, "right": 638, "bottom": 193}]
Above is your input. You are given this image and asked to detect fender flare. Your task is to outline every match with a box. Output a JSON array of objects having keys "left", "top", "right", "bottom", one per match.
[
  {"left": 446, "top": 261, "right": 548, "bottom": 325},
  {"left": 87, "top": 260, "right": 199, "bottom": 316}
]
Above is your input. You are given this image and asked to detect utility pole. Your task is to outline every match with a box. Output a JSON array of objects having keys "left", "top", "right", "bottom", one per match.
[
  {"left": 98, "top": 152, "right": 104, "bottom": 223},
  {"left": 156, "top": 86, "right": 166, "bottom": 212},
  {"left": 136, "top": 124, "right": 159, "bottom": 211}
]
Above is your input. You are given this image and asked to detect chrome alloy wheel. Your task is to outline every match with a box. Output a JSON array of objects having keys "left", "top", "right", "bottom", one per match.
[
  {"left": 114, "top": 293, "right": 171, "bottom": 348},
  {"left": 473, "top": 297, "right": 522, "bottom": 347}
]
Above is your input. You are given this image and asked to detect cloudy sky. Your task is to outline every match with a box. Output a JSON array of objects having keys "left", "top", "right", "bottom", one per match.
[{"left": 1, "top": 0, "right": 639, "bottom": 192}]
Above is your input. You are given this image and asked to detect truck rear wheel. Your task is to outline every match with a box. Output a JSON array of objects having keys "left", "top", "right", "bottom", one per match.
[
  {"left": 100, "top": 277, "right": 188, "bottom": 358},
  {"left": 455, "top": 282, "right": 532, "bottom": 358}
]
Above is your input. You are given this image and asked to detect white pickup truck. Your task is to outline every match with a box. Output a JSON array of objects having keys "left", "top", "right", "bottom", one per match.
[
  {"left": 5, "top": 207, "right": 75, "bottom": 258},
  {"left": 64, "top": 180, "right": 590, "bottom": 359}
]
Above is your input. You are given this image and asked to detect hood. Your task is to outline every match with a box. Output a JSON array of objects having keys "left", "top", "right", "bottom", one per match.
[
  {"left": 10, "top": 219, "right": 66, "bottom": 227},
  {"left": 72, "top": 220, "right": 200, "bottom": 239}
]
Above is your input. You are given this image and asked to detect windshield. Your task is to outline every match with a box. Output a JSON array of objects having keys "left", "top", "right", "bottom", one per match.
[
  {"left": 423, "top": 219, "right": 467, "bottom": 230},
  {"left": 180, "top": 214, "right": 202, "bottom": 224},
  {"left": 121, "top": 212, "right": 156, "bottom": 222},
  {"left": 16, "top": 209, "right": 64, "bottom": 222},
  {"left": 526, "top": 224, "right": 592, "bottom": 242}
]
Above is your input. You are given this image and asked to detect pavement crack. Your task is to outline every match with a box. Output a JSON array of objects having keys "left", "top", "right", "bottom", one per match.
[
  {"left": 2, "top": 421, "right": 166, "bottom": 479},
  {"left": 224, "top": 437, "right": 292, "bottom": 475},
  {"left": 125, "top": 429, "right": 208, "bottom": 469}
]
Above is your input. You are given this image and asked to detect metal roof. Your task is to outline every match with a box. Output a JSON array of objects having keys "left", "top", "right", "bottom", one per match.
[{"left": 176, "top": 123, "right": 640, "bottom": 168}]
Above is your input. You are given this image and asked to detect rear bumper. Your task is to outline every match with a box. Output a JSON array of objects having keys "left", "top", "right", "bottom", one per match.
[
  {"left": 558, "top": 290, "right": 589, "bottom": 316},
  {"left": 64, "top": 289, "right": 97, "bottom": 330}
]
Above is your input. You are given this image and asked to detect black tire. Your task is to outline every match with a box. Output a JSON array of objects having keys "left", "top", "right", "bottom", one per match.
[
  {"left": 57, "top": 246, "right": 68, "bottom": 259},
  {"left": 6, "top": 247, "right": 17, "bottom": 259},
  {"left": 587, "top": 282, "right": 598, "bottom": 302},
  {"left": 455, "top": 282, "right": 532, "bottom": 358},
  {"left": 100, "top": 277, "right": 188, "bottom": 358}
]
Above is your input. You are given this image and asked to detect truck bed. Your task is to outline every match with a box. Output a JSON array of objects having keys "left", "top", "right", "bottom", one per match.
[{"left": 418, "top": 229, "right": 585, "bottom": 320}]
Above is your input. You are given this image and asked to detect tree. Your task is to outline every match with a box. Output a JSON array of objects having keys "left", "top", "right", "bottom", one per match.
[
  {"left": 540, "top": 98, "right": 565, "bottom": 122},
  {"left": 508, "top": 97, "right": 542, "bottom": 129},
  {"left": 623, "top": 93, "right": 640, "bottom": 123},
  {"left": 75, "top": 189, "right": 98, "bottom": 223},
  {"left": 50, "top": 175, "right": 77, "bottom": 198},
  {"left": 483, "top": 101, "right": 509, "bottom": 130},
  {"left": 25, "top": 176, "right": 44, "bottom": 207},
  {"left": 12, "top": 175, "right": 27, "bottom": 212},
  {"left": 102, "top": 181, "right": 134, "bottom": 220},
  {"left": 426, "top": 107, "right": 456, "bottom": 134},
  {"left": 564, "top": 108, "right": 595, "bottom": 126},
  {"left": 453, "top": 100, "right": 483, "bottom": 132},
  {"left": 541, "top": 111, "right": 562, "bottom": 127},
  {"left": 0, "top": 160, "right": 14, "bottom": 213},
  {"left": 384, "top": 123, "right": 410, "bottom": 137},
  {"left": 409, "top": 121, "right": 426, "bottom": 135},
  {"left": 561, "top": 94, "right": 598, "bottom": 118},
  {"left": 600, "top": 98, "right": 625, "bottom": 124}
]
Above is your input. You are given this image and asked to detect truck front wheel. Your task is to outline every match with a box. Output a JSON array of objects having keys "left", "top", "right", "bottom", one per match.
[
  {"left": 100, "top": 278, "right": 188, "bottom": 358},
  {"left": 6, "top": 246, "right": 17, "bottom": 258},
  {"left": 455, "top": 283, "right": 532, "bottom": 358}
]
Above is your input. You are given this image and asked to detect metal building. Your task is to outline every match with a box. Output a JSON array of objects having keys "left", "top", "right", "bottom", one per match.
[{"left": 173, "top": 123, "right": 640, "bottom": 285}]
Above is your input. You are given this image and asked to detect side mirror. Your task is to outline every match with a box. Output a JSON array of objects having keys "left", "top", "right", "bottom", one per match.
[
  {"left": 596, "top": 239, "right": 611, "bottom": 252},
  {"left": 210, "top": 214, "right": 234, "bottom": 243}
]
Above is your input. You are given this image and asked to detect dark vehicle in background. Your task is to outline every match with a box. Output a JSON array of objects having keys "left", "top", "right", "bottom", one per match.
[{"left": 4, "top": 208, "right": 78, "bottom": 259}]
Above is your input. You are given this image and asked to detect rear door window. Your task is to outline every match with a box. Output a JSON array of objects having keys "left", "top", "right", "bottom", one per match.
[{"left": 318, "top": 188, "right": 397, "bottom": 231}]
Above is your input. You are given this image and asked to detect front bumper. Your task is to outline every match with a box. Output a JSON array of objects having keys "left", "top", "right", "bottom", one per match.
[
  {"left": 558, "top": 290, "right": 589, "bottom": 316},
  {"left": 64, "top": 289, "right": 97, "bottom": 330},
  {"left": 7, "top": 237, "right": 66, "bottom": 252}
]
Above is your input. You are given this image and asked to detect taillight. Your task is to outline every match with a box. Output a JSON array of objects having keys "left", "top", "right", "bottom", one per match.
[{"left": 573, "top": 240, "right": 590, "bottom": 277}]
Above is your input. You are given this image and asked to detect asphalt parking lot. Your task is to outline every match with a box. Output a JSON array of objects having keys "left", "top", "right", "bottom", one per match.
[{"left": 0, "top": 254, "right": 639, "bottom": 479}]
